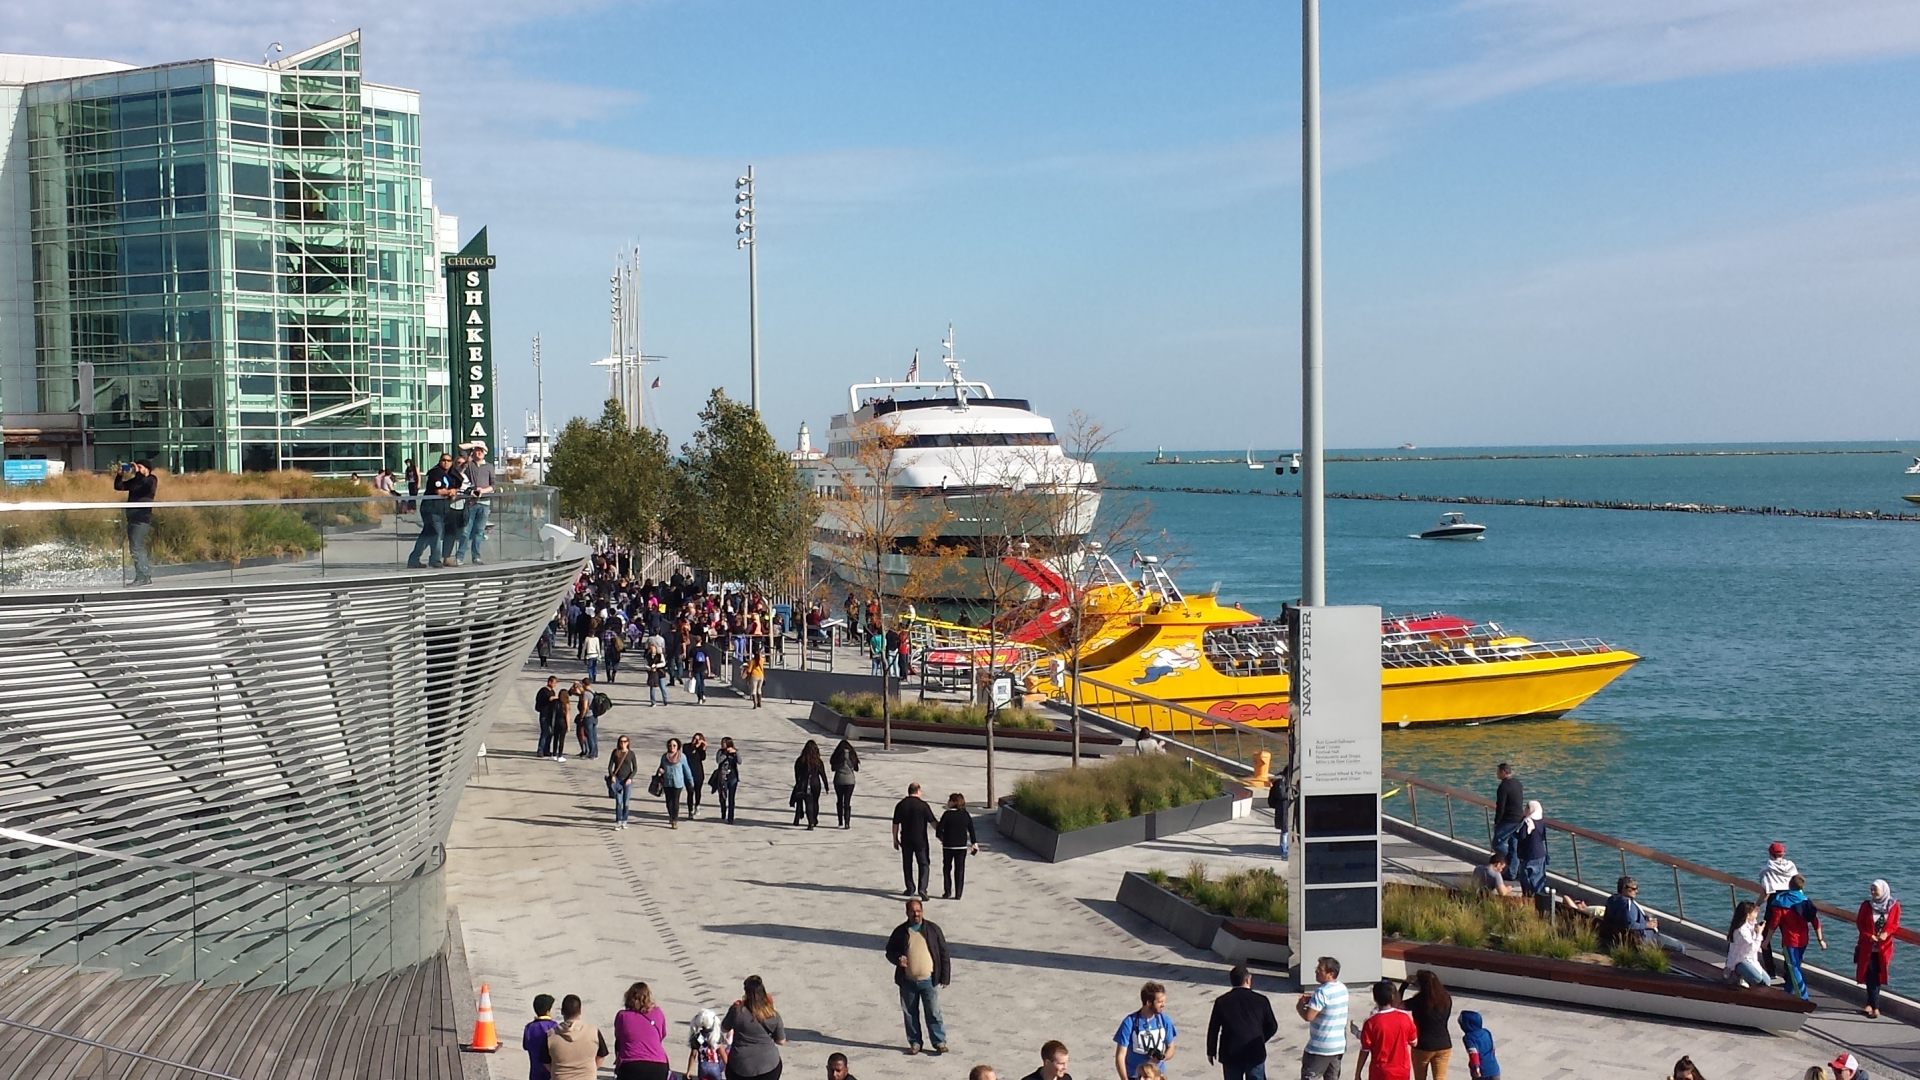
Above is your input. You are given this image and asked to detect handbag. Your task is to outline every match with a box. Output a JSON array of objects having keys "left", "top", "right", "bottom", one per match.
[
  {"left": 648, "top": 768, "right": 666, "bottom": 798},
  {"left": 605, "top": 776, "right": 616, "bottom": 798},
  {"left": 788, "top": 783, "right": 803, "bottom": 808}
]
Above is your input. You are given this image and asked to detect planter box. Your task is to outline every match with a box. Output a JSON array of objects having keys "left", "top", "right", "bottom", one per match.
[
  {"left": 1114, "top": 874, "right": 1295, "bottom": 968},
  {"left": 1213, "top": 918, "right": 1293, "bottom": 969},
  {"left": 996, "top": 788, "right": 1239, "bottom": 863},
  {"left": 1117, "top": 871, "right": 1225, "bottom": 949},
  {"left": 1381, "top": 939, "right": 1814, "bottom": 1033},
  {"left": 806, "top": 702, "right": 1124, "bottom": 758}
]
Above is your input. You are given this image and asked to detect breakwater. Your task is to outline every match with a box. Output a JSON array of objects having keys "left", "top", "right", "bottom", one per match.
[{"left": 1107, "top": 484, "right": 1920, "bottom": 522}]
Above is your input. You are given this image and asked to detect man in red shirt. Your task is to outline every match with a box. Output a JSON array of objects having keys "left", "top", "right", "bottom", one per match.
[{"left": 1355, "top": 981, "right": 1418, "bottom": 1080}]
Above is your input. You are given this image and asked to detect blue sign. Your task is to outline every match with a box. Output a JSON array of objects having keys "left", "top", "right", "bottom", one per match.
[{"left": 3, "top": 460, "right": 50, "bottom": 486}]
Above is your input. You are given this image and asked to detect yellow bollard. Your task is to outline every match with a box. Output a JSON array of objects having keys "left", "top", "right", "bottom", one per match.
[{"left": 1248, "top": 749, "right": 1272, "bottom": 787}]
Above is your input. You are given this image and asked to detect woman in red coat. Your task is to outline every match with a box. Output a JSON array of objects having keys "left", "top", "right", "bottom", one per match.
[{"left": 1855, "top": 879, "right": 1900, "bottom": 1018}]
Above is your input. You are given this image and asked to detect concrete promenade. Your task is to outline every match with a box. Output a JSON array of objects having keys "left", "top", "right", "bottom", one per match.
[{"left": 447, "top": 660, "right": 1899, "bottom": 1080}]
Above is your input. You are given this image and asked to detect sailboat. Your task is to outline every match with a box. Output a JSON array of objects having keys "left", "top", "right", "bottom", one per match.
[{"left": 1246, "top": 447, "right": 1264, "bottom": 471}]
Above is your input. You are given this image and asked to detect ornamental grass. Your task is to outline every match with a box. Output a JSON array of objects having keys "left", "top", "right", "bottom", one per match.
[
  {"left": 1384, "top": 883, "right": 1602, "bottom": 962},
  {"left": 1145, "top": 861, "right": 1289, "bottom": 925},
  {"left": 1008, "top": 752, "right": 1222, "bottom": 832},
  {"left": 824, "top": 692, "right": 1055, "bottom": 732},
  {"left": 0, "top": 470, "right": 383, "bottom": 565}
]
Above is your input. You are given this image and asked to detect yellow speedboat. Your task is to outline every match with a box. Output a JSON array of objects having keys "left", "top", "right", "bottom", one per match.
[{"left": 1038, "top": 553, "right": 1639, "bottom": 730}]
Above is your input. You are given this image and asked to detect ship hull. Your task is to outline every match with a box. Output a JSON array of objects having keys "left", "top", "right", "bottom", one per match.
[{"left": 1074, "top": 649, "right": 1640, "bottom": 729}]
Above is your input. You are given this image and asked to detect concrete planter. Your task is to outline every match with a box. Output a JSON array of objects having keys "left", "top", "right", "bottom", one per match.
[
  {"left": 1116, "top": 871, "right": 1225, "bottom": 949},
  {"left": 1115, "top": 873, "right": 1294, "bottom": 967},
  {"left": 1381, "top": 939, "right": 1814, "bottom": 1033},
  {"left": 806, "top": 702, "right": 1124, "bottom": 758},
  {"left": 995, "top": 788, "right": 1238, "bottom": 863}
]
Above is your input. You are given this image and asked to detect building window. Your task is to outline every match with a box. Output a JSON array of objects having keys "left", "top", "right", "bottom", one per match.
[
  {"left": 233, "top": 234, "right": 275, "bottom": 293},
  {"left": 229, "top": 90, "right": 271, "bottom": 144},
  {"left": 231, "top": 162, "right": 272, "bottom": 217}
]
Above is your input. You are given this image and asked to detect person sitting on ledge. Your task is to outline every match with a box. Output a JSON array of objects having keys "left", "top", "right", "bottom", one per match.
[
  {"left": 1471, "top": 852, "right": 1514, "bottom": 896},
  {"left": 1600, "top": 875, "right": 1658, "bottom": 949}
]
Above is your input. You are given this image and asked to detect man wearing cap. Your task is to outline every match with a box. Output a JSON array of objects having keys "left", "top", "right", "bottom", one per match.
[
  {"left": 456, "top": 443, "right": 495, "bottom": 564},
  {"left": 1830, "top": 1051, "right": 1872, "bottom": 1079},
  {"left": 1761, "top": 841, "right": 1800, "bottom": 981}
]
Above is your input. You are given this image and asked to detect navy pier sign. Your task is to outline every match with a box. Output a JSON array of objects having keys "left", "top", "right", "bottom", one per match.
[{"left": 444, "top": 228, "right": 498, "bottom": 449}]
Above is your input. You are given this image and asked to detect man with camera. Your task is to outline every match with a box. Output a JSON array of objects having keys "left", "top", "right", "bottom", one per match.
[
  {"left": 112, "top": 460, "right": 157, "bottom": 586},
  {"left": 455, "top": 443, "right": 495, "bottom": 564},
  {"left": 1113, "top": 982, "right": 1178, "bottom": 1080}
]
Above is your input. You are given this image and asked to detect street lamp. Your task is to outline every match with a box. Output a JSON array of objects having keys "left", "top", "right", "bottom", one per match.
[{"left": 736, "top": 167, "right": 760, "bottom": 413}]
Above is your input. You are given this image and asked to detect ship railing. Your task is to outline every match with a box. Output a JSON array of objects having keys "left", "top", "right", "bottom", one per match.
[
  {"left": 0, "top": 824, "right": 447, "bottom": 992},
  {"left": 1378, "top": 637, "right": 1619, "bottom": 669},
  {"left": 0, "top": 487, "right": 563, "bottom": 594},
  {"left": 1380, "top": 770, "right": 1920, "bottom": 996}
]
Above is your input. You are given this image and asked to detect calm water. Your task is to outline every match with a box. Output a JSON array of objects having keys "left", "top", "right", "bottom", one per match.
[{"left": 1098, "top": 443, "right": 1920, "bottom": 912}]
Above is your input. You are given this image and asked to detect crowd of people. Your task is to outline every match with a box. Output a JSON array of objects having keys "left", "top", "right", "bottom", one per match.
[
  {"left": 1478, "top": 762, "right": 1895, "bottom": 1077},
  {"left": 517, "top": 559, "right": 1896, "bottom": 1080}
]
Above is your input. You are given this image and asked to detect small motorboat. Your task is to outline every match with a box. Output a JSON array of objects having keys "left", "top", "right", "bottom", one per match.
[
  {"left": 1416, "top": 512, "right": 1486, "bottom": 541},
  {"left": 1904, "top": 494, "right": 1920, "bottom": 505},
  {"left": 1906, "top": 456, "right": 1920, "bottom": 475}
]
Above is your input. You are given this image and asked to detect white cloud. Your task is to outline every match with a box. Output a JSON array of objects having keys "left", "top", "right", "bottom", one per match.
[{"left": 1359, "top": 0, "right": 1920, "bottom": 114}]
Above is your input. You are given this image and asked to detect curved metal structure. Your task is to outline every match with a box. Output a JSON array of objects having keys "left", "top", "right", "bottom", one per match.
[{"left": 0, "top": 495, "right": 581, "bottom": 989}]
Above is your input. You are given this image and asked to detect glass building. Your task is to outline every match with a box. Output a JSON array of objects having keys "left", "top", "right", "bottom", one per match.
[{"left": 0, "top": 32, "right": 456, "bottom": 474}]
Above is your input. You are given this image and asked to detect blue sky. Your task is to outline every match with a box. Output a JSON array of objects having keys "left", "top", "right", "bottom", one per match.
[{"left": 8, "top": 0, "right": 1919, "bottom": 450}]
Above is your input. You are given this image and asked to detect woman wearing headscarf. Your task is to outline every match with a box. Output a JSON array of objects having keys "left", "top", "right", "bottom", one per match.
[
  {"left": 1855, "top": 879, "right": 1901, "bottom": 1018},
  {"left": 1515, "top": 800, "right": 1549, "bottom": 898}
]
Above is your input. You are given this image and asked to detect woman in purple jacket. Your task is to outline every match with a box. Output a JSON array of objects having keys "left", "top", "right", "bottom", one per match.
[{"left": 613, "top": 981, "right": 670, "bottom": 1080}]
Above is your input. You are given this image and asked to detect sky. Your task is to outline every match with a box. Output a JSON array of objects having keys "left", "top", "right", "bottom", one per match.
[{"left": 6, "top": 0, "right": 1919, "bottom": 451}]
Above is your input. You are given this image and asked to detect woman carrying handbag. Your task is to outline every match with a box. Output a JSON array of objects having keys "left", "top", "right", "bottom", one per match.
[
  {"left": 606, "top": 736, "right": 637, "bottom": 830},
  {"left": 656, "top": 738, "right": 695, "bottom": 828}
]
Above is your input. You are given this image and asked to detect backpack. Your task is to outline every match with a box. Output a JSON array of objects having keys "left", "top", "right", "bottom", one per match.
[{"left": 592, "top": 691, "right": 613, "bottom": 716}]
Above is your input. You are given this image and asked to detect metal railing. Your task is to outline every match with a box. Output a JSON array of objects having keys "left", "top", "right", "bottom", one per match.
[
  {"left": 0, "top": 824, "right": 447, "bottom": 992},
  {"left": 0, "top": 487, "right": 560, "bottom": 593},
  {"left": 1381, "top": 769, "right": 1920, "bottom": 996},
  {"left": 1065, "top": 672, "right": 1288, "bottom": 770}
]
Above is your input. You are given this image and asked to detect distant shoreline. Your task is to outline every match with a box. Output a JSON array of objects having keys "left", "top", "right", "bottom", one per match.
[
  {"left": 1107, "top": 484, "right": 1920, "bottom": 523},
  {"left": 1138, "top": 447, "right": 1907, "bottom": 464}
]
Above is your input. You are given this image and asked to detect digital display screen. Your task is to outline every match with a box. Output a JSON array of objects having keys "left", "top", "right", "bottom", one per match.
[
  {"left": 1304, "top": 886, "right": 1380, "bottom": 931},
  {"left": 1305, "top": 839, "right": 1379, "bottom": 885},
  {"left": 1304, "top": 793, "right": 1378, "bottom": 837}
]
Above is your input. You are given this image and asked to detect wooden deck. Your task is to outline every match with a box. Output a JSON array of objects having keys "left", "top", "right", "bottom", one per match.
[{"left": 0, "top": 952, "right": 462, "bottom": 1080}]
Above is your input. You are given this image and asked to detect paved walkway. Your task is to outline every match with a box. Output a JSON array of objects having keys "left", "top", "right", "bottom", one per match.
[{"left": 447, "top": 660, "right": 1899, "bottom": 1080}]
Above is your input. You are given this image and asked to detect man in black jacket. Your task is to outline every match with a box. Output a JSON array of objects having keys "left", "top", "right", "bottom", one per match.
[
  {"left": 884, "top": 898, "right": 950, "bottom": 1055},
  {"left": 1206, "top": 965, "right": 1277, "bottom": 1080},
  {"left": 892, "top": 782, "right": 938, "bottom": 900},
  {"left": 112, "top": 460, "right": 157, "bottom": 585},
  {"left": 1491, "top": 762, "right": 1524, "bottom": 880},
  {"left": 407, "top": 452, "right": 456, "bottom": 569}
]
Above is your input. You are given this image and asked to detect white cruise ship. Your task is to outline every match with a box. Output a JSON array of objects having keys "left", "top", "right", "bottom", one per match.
[{"left": 799, "top": 327, "right": 1100, "bottom": 603}]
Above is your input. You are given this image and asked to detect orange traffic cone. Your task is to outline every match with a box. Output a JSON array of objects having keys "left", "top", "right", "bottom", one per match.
[{"left": 466, "top": 982, "right": 499, "bottom": 1053}]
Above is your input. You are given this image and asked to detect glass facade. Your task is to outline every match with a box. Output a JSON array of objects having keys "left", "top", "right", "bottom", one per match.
[{"left": 22, "top": 33, "right": 449, "bottom": 474}]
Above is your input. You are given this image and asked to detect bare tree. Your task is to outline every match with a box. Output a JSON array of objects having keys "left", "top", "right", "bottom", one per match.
[
  {"left": 1025, "top": 410, "right": 1157, "bottom": 766},
  {"left": 818, "top": 419, "right": 960, "bottom": 748}
]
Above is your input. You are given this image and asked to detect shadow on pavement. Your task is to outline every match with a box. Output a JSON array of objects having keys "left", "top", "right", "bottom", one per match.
[
  {"left": 739, "top": 879, "right": 904, "bottom": 899},
  {"left": 704, "top": 922, "right": 1223, "bottom": 984},
  {"left": 782, "top": 1026, "right": 909, "bottom": 1054}
]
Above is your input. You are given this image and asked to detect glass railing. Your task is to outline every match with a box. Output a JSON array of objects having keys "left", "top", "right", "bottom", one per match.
[
  {"left": 0, "top": 486, "right": 562, "bottom": 594},
  {"left": 0, "top": 825, "right": 445, "bottom": 992}
]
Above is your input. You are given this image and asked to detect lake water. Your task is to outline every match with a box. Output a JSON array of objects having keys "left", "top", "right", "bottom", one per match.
[{"left": 1098, "top": 443, "right": 1920, "bottom": 916}]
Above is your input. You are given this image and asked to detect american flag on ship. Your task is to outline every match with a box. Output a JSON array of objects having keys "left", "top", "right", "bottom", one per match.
[{"left": 905, "top": 349, "right": 918, "bottom": 381}]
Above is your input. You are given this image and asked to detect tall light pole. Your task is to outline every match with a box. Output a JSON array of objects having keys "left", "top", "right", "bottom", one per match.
[
  {"left": 532, "top": 333, "right": 545, "bottom": 475},
  {"left": 736, "top": 166, "right": 760, "bottom": 412},
  {"left": 1300, "top": 0, "right": 1326, "bottom": 607}
]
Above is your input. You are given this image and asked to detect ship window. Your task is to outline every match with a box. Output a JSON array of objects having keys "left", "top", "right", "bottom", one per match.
[{"left": 905, "top": 432, "right": 1057, "bottom": 449}]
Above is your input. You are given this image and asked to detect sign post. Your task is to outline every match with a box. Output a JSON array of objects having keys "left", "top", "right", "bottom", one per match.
[
  {"left": 444, "top": 228, "right": 499, "bottom": 450},
  {"left": 1287, "top": 605, "right": 1384, "bottom": 986}
]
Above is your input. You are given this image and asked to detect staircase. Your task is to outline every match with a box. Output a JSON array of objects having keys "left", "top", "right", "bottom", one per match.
[{"left": 0, "top": 953, "right": 461, "bottom": 1079}]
